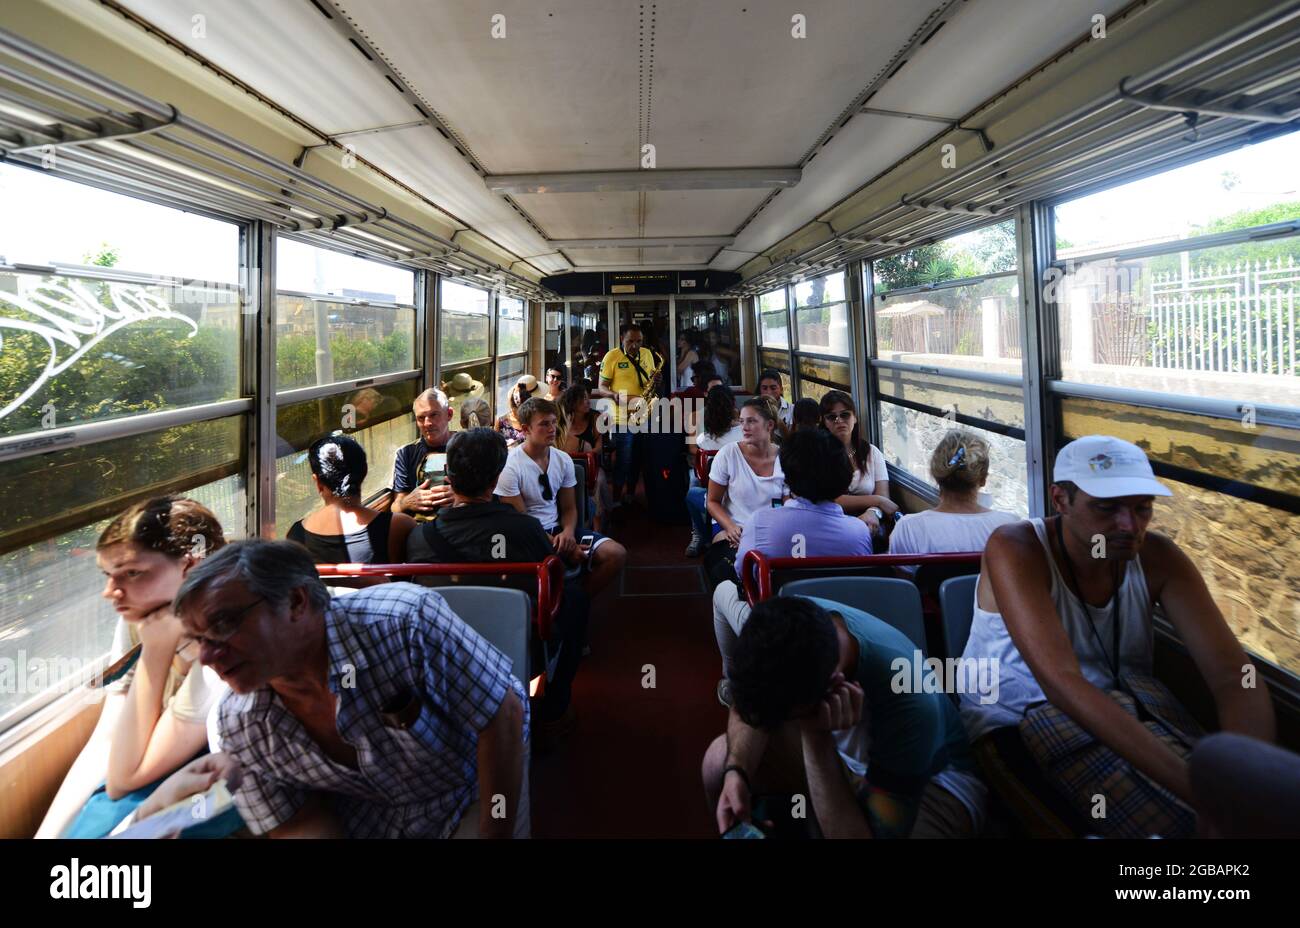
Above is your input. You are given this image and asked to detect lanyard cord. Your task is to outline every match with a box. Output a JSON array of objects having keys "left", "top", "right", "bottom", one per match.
[{"left": 1054, "top": 516, "right": 1122, "bottom": 683}]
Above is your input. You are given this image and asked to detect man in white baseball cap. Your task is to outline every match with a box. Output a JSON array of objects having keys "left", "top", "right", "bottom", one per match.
[{"left": 958, "top": 435, "right": 1275, "bottom": 838}]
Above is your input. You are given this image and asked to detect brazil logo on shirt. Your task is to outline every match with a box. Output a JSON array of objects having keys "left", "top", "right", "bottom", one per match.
[{"left": 617, "top": 361, "right": 629, "bottom": 369}]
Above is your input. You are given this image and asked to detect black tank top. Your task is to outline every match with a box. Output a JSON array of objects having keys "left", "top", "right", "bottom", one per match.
[{"left": 287, "top": 511, "right": 394, "bottom": 564}]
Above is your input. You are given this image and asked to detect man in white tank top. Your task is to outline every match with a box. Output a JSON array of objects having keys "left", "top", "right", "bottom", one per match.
[{"left": 966, "top": 435, "right": 1275, "bottom": 835}]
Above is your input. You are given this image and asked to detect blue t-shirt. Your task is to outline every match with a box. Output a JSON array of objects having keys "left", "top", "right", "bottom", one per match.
[
  {"left": 734, "top": 498, "right": 873, "bottom": 577},
  {"left": 795, "top": 596, "right": 976, "bottom": 793},
  {"left": 392, "top": 436, "right": 449, "bottom": 495}
]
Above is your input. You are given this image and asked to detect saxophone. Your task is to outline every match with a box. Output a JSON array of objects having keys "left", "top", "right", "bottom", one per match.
[{"left": 626, "top": 347, "right": 665, "bottom": 430}]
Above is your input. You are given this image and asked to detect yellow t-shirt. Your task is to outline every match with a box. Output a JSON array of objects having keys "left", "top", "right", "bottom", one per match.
[{"left": 599, "top": 347, "right": 657, "bottom": 424}]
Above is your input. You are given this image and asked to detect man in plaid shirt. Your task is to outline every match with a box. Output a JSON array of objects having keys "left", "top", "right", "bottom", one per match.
[{"left": 171, "top": 539, "right": 528, "bottom": 838}]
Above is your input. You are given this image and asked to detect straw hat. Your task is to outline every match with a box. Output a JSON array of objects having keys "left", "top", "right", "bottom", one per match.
[{"left": 443, "top": 371, "right": 485, "bottom": 397}]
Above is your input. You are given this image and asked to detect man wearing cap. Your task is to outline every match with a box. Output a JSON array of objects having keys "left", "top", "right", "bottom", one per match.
[
  {"left": 965, "top": 435, "right": 1275, "bottom": 837},
  {"left": 392, "top": 388, "right": 454, "bottom": 517}
]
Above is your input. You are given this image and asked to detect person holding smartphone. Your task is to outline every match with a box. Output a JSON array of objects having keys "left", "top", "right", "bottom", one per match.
[{"left": 392, "top": 388, "right": 455, "bottom": 517}]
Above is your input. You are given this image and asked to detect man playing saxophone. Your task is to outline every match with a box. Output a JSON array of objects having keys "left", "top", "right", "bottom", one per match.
[{"left": 593, "top": 323, "right": 661, "bottom": 510}]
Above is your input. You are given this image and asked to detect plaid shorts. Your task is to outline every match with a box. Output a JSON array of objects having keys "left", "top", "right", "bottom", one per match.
[{"left": 1019, "top": 674, "right": 1201, "bottom": 838}]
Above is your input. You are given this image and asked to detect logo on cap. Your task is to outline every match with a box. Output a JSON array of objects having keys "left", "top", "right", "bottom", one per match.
[{"left": 1087, "top": 453, "right": 1114, "bottom": 473}]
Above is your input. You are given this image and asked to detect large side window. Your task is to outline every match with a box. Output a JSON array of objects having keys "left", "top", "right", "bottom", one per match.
[
  {"left": 870, "top": 220, "right": 1028, "bottom": 515},
  {"left": 272, "top": 238, "right": 418, "bottom": 537},
  {"left": 1050, "top": 131, "right": 1300, "bottom": 676},
  {"left": 0, "top": 164, "right": 246, "bottom": 728}
]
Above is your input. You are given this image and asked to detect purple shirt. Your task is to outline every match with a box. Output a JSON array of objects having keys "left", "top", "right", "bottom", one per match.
[{"left": 734, "top": 497, "right": 874, "bottom": 577}]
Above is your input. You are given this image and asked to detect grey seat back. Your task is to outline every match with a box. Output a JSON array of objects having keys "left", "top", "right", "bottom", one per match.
[
  {"left": 779, "top": 576, "right": 926, "bottom": 653},
  {"left": 435, "top": 586, "right": 531, "bottom": 687},
  {"left": 939, "top": 574, "right": 979, "bottom": 659}
]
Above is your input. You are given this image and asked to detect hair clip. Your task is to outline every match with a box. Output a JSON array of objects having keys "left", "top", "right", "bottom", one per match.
[{"left": 947, "top": 445, "right": 967, "bottom": 469}]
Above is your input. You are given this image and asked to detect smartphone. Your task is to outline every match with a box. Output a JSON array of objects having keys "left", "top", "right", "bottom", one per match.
[
  {"left": 579, "top": 533, "right": 595, "bottom": 554},
  {"left": 423, "top": 452, "right": 448, "bottom": 484},
  {"left": 722, "top": 821, "right": 766, "bottom": 840}
]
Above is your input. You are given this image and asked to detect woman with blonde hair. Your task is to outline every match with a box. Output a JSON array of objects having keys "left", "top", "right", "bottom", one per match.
[
  {"left": 888, "top": 429, "right": 1018, "bottom": 558},
  {"left": 38, "top": 496, "right": 240, "bottom": 838},
  {"left": 497, "top": 374, "right": 540, "bottom": 446}
]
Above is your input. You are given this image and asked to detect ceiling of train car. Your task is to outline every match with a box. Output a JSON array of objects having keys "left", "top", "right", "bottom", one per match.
[{"left": 115, "top": 0, "right": 1134, "bottom": 276}]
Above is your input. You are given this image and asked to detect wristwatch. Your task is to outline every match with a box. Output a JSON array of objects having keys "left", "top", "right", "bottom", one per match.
[{"left": 867, "top": 506, "right": 885, "bottom": 521}]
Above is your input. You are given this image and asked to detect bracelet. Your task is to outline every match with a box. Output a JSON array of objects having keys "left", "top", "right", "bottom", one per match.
[{"left": 723, "top": 764, "right": 751, "bottom": 790}]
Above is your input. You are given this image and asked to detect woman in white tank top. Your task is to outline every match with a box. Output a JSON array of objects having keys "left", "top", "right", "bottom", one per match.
[
  {"left": 959, "top": 516, "right": 1154, "bottom": 741},
  {"left": 889, "top": 430, "right": 1018, "bottom": 562}
]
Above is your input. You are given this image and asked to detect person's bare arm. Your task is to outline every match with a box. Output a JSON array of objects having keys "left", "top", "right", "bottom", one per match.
[
  {"left": 801, "top": 676, "right": 871, "bottom": 838},
  {"left": 985, "top": 524, "right": 1194, "bottom": 802},
  {"left": 1144, "top": 532, "right": 1275, "bottom": 741},
  {"left": 498, "top": 493, "right": 527, "bottom": 515},
  {"left": 706, "top": 479, "right": 741, "bottom": 545},
  {"left": 388, "top": 513, "right": 418, "bottom": 563},
  {"left": 590, "top": 377, "right": 617, "bottom": 400},
  {"left": 474, "top": 689, "right": 525, "bottom": 838},
  {"left": 716, "top": 707, "right": 769, "bottom": 832}
]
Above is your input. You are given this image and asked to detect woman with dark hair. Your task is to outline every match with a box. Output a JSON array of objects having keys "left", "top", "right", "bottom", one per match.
[
  {"left": 39, "top": 496, "right": 237, "bottom": 838},
  {"left": 559, "top": 382, "right": 611, "bottom": 532},
  {"left": 819, "top": 390, "right": 897, "bottom": 534},
  {"left": 287, "top": 434, "right": 416, "bottom": 564},
  {"left": 545, "top": 367, "right": 566, "bottom": 402},
  {"left": 790, "top": 397, "right": 822, "bottom": 432},
  {"left": 497, "top": 374, "right": 540, "bottom": 446},
  {"left": 676, "top": 330, "right": 700, "bottom": 385},
  {"left": 684, "top": 385, "right": 743, "bottom": 557},
  {"left": 696, "top": 384, "right": 742, "bottom": 451}
]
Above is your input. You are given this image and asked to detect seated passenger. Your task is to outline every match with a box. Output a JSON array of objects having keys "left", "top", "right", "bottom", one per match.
[
  {"left": 712, "top": 429, "right": 874, "bottom": 688},
  {"left": 459, "top": 395, "right": 491, "bottom": 430},
  {"left": 37, "top": 497, "right": 238, "bottom": 839},
  {"left": 544, "top": 367, "right": 566, "bottom": 402},
  {"left": 171, "top": 540, "right": 528, "bottom": 837},
  {"left": 497, "top": 374, "right": 540, "bottom": 446},
  {"left": 287, "top": 435, "right": 415, "bottom": 564},
  {"left": 685, "top": 385, "right": 744, "bottom": 557},
  {"left": 967, "top": 435, "right": 1275, "bottom": 838},
  {"left": 559, "top": 383, "right": 610, "bottom": 533},
  {"left": 888, "top": 430, "right": 1018, "bottom": 564},
  {"left": 701, "top": 596, "right": 986, "bottom": 838},
  {"left": 702, "top": 396, "right": 785, "bottom": 587},
  {"left": 790, "top": 397, "right": 821, "bottom": 433},
  {"left": 392, "top": 388, "right": 453, "bottom": 518},
  {"left": 495, "top": 397, "right": 627, "bottom": 598},
  {"left": 407, "top": 428, "right": 587, "bottom": 737},
  {"left": 757, "top": 368, "right": 793, "bottom": 429},
  {"left": 820, "top": 390, "right": 897, "bottom": 536}
]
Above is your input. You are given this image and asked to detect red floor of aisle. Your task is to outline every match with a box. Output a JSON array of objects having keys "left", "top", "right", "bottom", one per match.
[{"left": 530, "top": 494, "right": 726, "bottom": 838}]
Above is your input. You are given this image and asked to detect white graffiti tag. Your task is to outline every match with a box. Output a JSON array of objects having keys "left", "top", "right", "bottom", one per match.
[{"left": 0, "top": 281, "right": 198, "bottom": 420}]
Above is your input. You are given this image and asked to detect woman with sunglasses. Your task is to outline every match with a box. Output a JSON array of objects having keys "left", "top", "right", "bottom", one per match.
[
  {"left": 38, "top": 496, "right": 240, "bottom": 838},
  {"left": 818, "top": 390, "right": 898, "bottom": 535},
  {"left": 545, "top": 367, "right": 566, "bottom": 402}
]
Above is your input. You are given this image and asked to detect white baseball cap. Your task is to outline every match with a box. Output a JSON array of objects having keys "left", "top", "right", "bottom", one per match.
[{"left": 1053, "top": 435, "right": 1172, "bottom": 499}]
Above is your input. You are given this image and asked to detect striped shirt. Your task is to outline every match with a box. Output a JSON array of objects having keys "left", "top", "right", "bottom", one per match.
[{"left": 215, "top": 583, "right": 528, "bottom": 838}]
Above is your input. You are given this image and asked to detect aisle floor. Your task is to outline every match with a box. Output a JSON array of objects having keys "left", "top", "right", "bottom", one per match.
[{"left": 530, "top": 494, "right": 726, "bottom": 838}]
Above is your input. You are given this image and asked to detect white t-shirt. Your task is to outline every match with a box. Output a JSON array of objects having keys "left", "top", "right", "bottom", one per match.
[
  {"left": 709, "top": 440, "right": 785, "bottom": 529},
  {"left": 106, "top": 618, "right": 228, "bottom": 724},
  {"left": 495, "top": 444, "right": 578, "bottom": 530},
  {"left": 845, "top": 443, "right": 889, "bottom": 495},
  {"left": 696, "top": 423, "right": 743, "bottom": 452},
  {"left": 889, "top": 508, "right": 1019, "bottom": 556}
]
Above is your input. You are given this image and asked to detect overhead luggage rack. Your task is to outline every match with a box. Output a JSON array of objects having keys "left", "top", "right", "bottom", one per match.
[{"left": 0, "top": 26, "right": 557, "bottom": 301}]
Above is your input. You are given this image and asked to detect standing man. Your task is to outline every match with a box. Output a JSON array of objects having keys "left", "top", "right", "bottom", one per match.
[
  {"left": 592, "top": 324, "right": 658, "bottom": 508},
  {"left": 392, "top": 388, "right": 453, "bottom": 517},
  {"left": 173, "top": 539, "right": 528, "bottom": 838}
]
